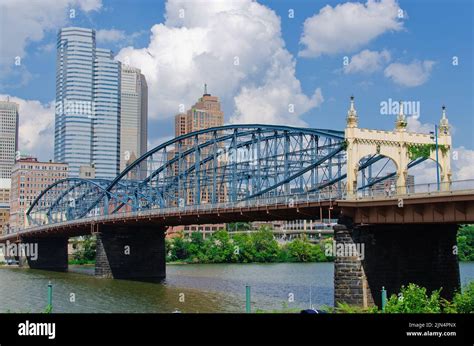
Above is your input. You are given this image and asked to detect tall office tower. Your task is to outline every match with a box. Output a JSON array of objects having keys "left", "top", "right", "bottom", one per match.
[
  {"left": 167, "top": 87, "right": 226, "bottom": 236},
  {"left": 93, "top": 48, "right": 121, "bottom": 178},
  {"left": 120, "top": 65, "right": 148, "bottom": 174},
  {"left": 175, "top": 85, "right": 224, "bottom": 138},
  {"left": 55, "top": 27, "right": 121, "bottom": 179},
  {"left": 0, "top": 100, "right": 19, "bottom": 183}
]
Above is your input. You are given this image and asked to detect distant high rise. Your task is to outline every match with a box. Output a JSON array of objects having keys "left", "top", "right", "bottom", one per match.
[
  {"left": 168, "top": 86, "right": 226, "bottom": 235},
  {"left": 175, "top": 84, "right": 224, "bottom": 138},
  {"left": 0, "top": 100, "right": 19, "bottom": 182},
  {"left": 54, "top": 27, "right": 121, "bottom": 179},
  {"left": 173, "top": 86, "right": 225, "bottom": 204},
  {"left": 120, "top": 65, "right": 148, "bottom": 173}
]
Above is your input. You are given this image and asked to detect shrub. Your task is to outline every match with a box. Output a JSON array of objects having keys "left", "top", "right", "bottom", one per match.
[
  {"left": 384, "top": 284, "right": 442, "bottom": 313},
  {"left": 451, "top": 281, "right": 474, "bottom": 313}
]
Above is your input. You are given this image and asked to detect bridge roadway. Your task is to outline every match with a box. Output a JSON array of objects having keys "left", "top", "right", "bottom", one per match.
[
  {"left": 1, "top": 190, "right": 473, "bottom": 309},
  {"left": 1, "top": 190, "right": 474, "bottom": 243}
]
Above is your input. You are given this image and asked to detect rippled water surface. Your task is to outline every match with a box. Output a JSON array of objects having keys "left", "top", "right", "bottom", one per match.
[{"left": 0, "top": 262, "right": 472, "bottom": 313}]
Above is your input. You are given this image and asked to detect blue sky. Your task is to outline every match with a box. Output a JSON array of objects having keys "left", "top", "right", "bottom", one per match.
[{"left": 0, "top": 0, "right": 473, "bottom": 171}]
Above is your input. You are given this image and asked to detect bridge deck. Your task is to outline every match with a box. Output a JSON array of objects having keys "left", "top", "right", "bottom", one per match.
[{"left": 2, "top": 191, "right": 474, "bottom": 243}]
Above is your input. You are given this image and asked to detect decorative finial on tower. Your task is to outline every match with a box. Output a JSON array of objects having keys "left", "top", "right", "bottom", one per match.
[
  {"left": 204, "top": 83, "right": 209, "bottom": 96},
  {"left": 346, "top": 95, "right": 358, "bottom": 128},
  {"left": 439, "top": 104, "right": 450, "bottom": 135},
  {"left": 395, "top": 100, "right": 407, "bottom": 131}
]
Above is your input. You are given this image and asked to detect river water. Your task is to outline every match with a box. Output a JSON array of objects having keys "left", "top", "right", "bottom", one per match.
[{"left": 1, "top": 262, "right": 473, "bottom": 313}]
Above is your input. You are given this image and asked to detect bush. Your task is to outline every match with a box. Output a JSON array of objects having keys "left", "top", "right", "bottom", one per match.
[
  {"left": 384, "top": 284, "right": 442, "bottom": 313},
  {"left": 451, "top": 281, "right": 474, "bottom": 313}
]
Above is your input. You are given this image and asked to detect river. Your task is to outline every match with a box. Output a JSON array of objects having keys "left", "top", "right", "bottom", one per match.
[{"left": 1, "top": 262, "right": 473, "bottom": 313}]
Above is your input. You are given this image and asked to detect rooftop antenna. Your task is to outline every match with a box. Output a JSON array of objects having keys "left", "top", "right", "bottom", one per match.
[{"left": 204, "top": 83, "right": 210, "bottom": 96}]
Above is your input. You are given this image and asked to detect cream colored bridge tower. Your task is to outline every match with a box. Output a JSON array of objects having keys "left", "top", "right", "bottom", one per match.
[{"left": 345, "top": 97, "right": 452, "bottom": 197}]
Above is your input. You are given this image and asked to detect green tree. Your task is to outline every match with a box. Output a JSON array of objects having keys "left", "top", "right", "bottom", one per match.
[
  {"left": 250, "top": 227, "right": 280, "bottom": 262},
  {"left": 205, "top": 230, "right": 238, "bottom": 263},
  {"left": 171, "top": 237, "right": 190, "bottom": 260},
  {"left": 72, "top": 235, "right": 96, "bottom": 262},
  {"left": 233, "top": 233, "right": 256, "bottom": 263},
  {"left": 227, "top": 222, "right": 251, "bottom": 232},
  {"left": 457, "top": 225, "right": 474, "bottom": 261}
]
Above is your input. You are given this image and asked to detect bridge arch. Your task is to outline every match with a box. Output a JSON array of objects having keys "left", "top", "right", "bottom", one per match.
[{"left": 26, "top": 178, "right": 133, "bottom": 227}]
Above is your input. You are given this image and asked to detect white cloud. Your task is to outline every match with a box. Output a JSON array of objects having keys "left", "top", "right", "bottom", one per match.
[
  {"left": 299, "top": 0, "right": 403, "bottom": 57},
  {"left": 406, "top": 115, "right": 434, "bottom": 133},
  {"left": 0, "top": 95, "right": 55, "bottom": 161},
  {"left": 96, "top": 29, "right": 126, "bottom": 43},
  {"left": 384, "top": 60, "right": 435, "bottom": 87},
  {"left": 0, "top": 0, "right": 101, "bottom": 74},
  {"left": 344, "top": 49, "right": 391, "bottom": 74},
  {"left": 116, "top": 0, "right": 322, "bottom": 126},
  {"left": 406, "top": 116, "right": 473, "bottom": 183},
  {"left": 452, "top": 147, "right": 474, "bottom": 181}
]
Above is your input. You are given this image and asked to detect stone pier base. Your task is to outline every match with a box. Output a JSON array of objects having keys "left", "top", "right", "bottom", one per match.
[
  {"left": 23, "top": 237, "right": 68, "bottom": 272},
  {"left": 95, "top": 224, "right": 166, "bottom": 280},
  {"left": 334, "top": 222, "right": 460, "bottom": 308}
]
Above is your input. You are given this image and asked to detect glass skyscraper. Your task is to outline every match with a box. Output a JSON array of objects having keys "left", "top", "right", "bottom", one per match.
[{"left": 55, "top": 27, "right": 121, "bottom": 179}]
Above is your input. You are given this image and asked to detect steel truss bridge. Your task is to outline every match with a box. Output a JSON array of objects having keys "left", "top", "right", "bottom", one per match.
[{"left": 24, "top": 124, "right": 432, "bottom": 228}]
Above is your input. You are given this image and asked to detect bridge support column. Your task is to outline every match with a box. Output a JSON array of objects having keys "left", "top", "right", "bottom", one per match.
[
  {"left": 95, "top": 224, "right": 166, "bottom": 280},
  {"left": 334, "top": 222, "right": 460, "bottom": 308},
  {"left": 23, "top": 237, "right": 68, "bottom": 272}
]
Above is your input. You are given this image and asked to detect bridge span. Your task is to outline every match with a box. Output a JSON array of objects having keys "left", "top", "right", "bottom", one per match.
[{"left": 0, "top": 101, "right": 468, "bottom": 308}]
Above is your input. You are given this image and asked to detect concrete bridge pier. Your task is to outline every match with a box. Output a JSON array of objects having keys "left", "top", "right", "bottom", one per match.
[
  {"left": 95, "top": 224, "right": 166, "bottom": 281},
  {"left": 23, "top": 237, "right": 68, "bottom": 272},
  {"left": 334, "top": 221, "right": 460, "bottom": 308}
]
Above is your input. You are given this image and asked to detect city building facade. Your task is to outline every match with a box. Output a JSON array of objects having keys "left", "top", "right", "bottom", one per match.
[
  {"left": 54, "top": 27, "right": 121, "bottom": 179},
  {"left": 0, "top": 179, "right": 10, "bottom": 235},
  {"left": 9, "top": 156, "right": 68, "bottom": 232}
]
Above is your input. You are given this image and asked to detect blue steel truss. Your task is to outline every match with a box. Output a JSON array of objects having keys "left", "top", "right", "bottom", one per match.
[{"left": 26, "top": 124, "right": 425, "bottom": 227}]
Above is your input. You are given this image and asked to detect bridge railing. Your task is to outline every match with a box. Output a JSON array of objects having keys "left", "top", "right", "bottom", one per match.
[
  {"left": 11, "top": 179, "right": 474, "bottom": 234},
  {"left": 355, "top": 179, "right": 474, "bottom": 200}
]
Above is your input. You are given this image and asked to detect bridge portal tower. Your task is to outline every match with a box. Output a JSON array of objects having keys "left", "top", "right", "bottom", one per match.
[{"left": 345, "top": 97, "right": 452, "bottom": 197}]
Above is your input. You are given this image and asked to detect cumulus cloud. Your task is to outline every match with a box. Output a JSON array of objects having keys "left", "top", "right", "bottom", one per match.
[
  {"left": 452, "top": 146, "right": 474, "bottom": 181},
  {"left": 0, "top": 0, "right": 101, "bottom": 76},
  {"left": 299, "top": 0, "right": 403, "bottom": 57},
  {"left": 405, "top": 116, "right": 473, "bottom": 183},
  {"left": 406, "top": 115, "right": 434, "bottom": 133},
  {"left": 96, "top": 29, "right": 126, "bottom": 43},
  {"left": 344, "top": 49, "right": 391, "bottom": 74},
  {"left": 116, "top": 0, "right": 323, "bottom": 126},
  {"left": 384, "top": 60, "right": 435, "bottom": 87},
  {"left": 0, "top": 95, "right": 55, "bottom": 161}
]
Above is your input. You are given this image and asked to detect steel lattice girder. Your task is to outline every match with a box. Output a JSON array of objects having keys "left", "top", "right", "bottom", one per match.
[{"left": 26, "top": 124, "right": 426, "bottom": 227}]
